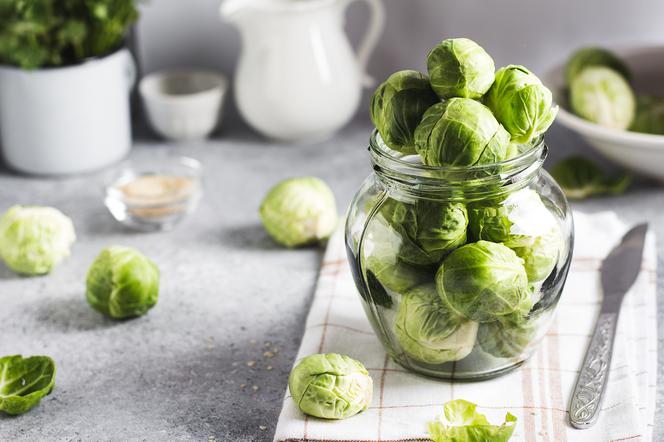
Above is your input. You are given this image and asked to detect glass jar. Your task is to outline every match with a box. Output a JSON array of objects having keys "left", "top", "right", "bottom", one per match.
[{"left": 345, "top": 131, "right": 574, "bottom": 380}]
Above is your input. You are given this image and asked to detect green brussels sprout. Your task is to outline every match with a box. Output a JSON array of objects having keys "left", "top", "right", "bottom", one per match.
[
  {"left": 363, "top": 214, "right": 430, "bottom": 295},
  {"left": 512, "top": 226, "right": 562, "bottom": 283},
  {"left": 436, "top": 241, "right": 531, "bottom": 323},
  {"left": 428, "top": 399, "right": 517, "bottom": 442},
  {"left": 395, "top": 284, "right": 478, "bottom": 364},
  {"left": 370, "top": 70, "right": 440, "bottom": 154},
  {"left": 485, "top": 65, "right": 558, "bottom": 144},
  {"left": 0, "top": 355, "right": 56, "bottom": 415},
  {"left": 468, "top": 189, "right": 561, "bottom": 283},
  {"left": 378, "top": 198, "right": 468, "bottom": 267},
  {"left": 259, "top": 177, "right": 338, "bottom": 248},
  {"left": 427, "top": 38, "right": 495, "bottom": 99},
  {"left": 551, "top": 155, "right": 631, "bottom": 200},
  {"left": 86, "top": 246, "right": 160, "bottom": 319},
  {"left": 478, "top": 315, "right": 536, "bottom": 359},
  {"left": 630, "top": 95, "right": 664, "bottom": 135},
  {"left": 414, "top": 99, "right": 510, "bottom": 167},
  {"left": 565, "top": 47, "right": 630, "bottom": 84},
  {"left": 288, "top": 353, "right": 372, "bottom": 419},
  {"left": 570, "top": 66, "right": 636, "bottom": 129},
  {"left": 0, "top": 205, "right": 75, "bottom": 275},
  {"left": 468, "top": 189, "right": 557, "bottom": 247}
]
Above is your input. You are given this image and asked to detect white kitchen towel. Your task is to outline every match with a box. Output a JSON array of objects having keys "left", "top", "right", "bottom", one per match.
[{"left": 274, "top": 211, "right": 657, "bottom": 442}]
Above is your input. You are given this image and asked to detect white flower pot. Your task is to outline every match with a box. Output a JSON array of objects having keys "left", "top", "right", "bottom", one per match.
[{"left": 0, "top": 48, "right": 136, "bottom": 175}]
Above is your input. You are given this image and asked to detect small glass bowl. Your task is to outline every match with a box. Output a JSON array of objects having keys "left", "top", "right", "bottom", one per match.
[{"left": 104, "top": 156, "right": 202, "bottom": 231}]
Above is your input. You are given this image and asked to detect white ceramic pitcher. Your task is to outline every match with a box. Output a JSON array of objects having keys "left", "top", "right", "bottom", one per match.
[{"left": 221, "top": 0, "right": 385, "bottom": 142}]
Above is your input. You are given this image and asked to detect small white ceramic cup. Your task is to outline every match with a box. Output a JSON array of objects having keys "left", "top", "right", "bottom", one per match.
[{"left": 139, "top": 70, "right": 228, "bottom": 142}]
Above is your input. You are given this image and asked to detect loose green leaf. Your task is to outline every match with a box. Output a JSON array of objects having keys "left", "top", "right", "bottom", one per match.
[
  {"left": 428, "top": 399, "right": 517, "bottom": 442},
  {"left": 0, "top": 355, "right": 56, "bottom": 415},
  {"left": 551, "top": 156, "right": 631, "bottom": 200}
]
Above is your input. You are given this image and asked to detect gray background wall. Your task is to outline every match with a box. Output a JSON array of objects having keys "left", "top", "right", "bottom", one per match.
[{"left": 136, "top": 0, "right": 664, "bottom": 107}]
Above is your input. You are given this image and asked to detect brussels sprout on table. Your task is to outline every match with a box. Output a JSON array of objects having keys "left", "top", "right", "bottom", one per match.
[
  {"left": 370, "top": 70, "right": 440, "bottom": 154},
  {"left": 414, "top": 99, "right": 510, "bottom": 167},
  {"left": 436, "top": 241, "right": 531, "bottom": 323},
  {"left": 288, "top": 353, "right": 373, "bottom": 420},
  {"left": 86, "top": 246, "right": 160, "bottom": 319},
  {"left": 478, "top": 314, "right": 536, "bottom": 359},
  {"left": 0, "top": 205, "right": 75, "bottom": 275},
  {"left": 0, "top": 355, "right": 56, "bottom": 415},
  {"left": 427, "top": 38, "right": 495, "bottom": 99},
  {"left": 630, "top": 95, "right": 664, "bottom": 135},
  {"left": 428, "top": 399, "right": 517, "bottom": 442},
  {"left": 260, "top": 177, "right": 338, "bottom": 248},
  {"left": 551, "top": 155, "right": 631, "bottom": 200},
  {"left": 485, "top": 65, "right": 558, "bottom": 144},
  {"left": 569, "top": 66, "right": 636, "bottom": 130},
  {"left": 395, "top": 284, "right": 478, "bottom": 364},
  {"left": 565, "top": 47, "right": 630, "bottom": 84}
]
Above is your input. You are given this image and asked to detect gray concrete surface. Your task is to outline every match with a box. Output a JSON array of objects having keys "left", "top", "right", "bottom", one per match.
[{"left": 0, "top": 119, "right": 662, "bottom": 441}]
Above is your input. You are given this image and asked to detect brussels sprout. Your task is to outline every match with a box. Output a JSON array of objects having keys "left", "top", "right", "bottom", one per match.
[
  {"left": 414, "top": 99, "right": 510, "bottom": 167},
  {"left": 478, "top": 315, "right": 536, "bottom": 359},
  {"left": 427, "top": 38, "right": 495, "bottom": 99},
  {"left": 0, "top": 355, "right": 56, "bottom": 415},
  {"left": 394, "top": 283, "right": 478, "bottom": 364},
  {"left": 468, "top": 189, "right": 558, "bottom": 247},
  {"left": 370, "top": 70, "right": 440, "bottom": 154},
  {"left": 428, "top": 399, "right": 517, "bottom": 442},
  {"left": 260, "top": 177, "right": 338, "bottom": 248},
  {"left": 378, "top": 198, "right": 467, "bottom": 266},
  {"left": 468, "top": 189, "right": 561, "bottom": 283},
  {"left": 485, "top": 65, "right": 558, "bottom": 144},
  {"left": 436, "top": 241, "right": 531, "bottom": 323},
  {"left": 565, "top": 47, "right": 630, "bottom": 84},
  {"left": 86, "top": 246, "right": 160, "bottom": 319},
  {"left": 570, "top": 66, "right": 636, "bottom": 129},
  {"left": 363, "top": 214, "right": 430, "bottom": 294},
  {"left": 288, "top": 353, "right": 372, "bottom": 419},
  {"left": 0, "top": 205, "right": 75, "bottom": 275},
  {"left": 630, "top": 95, "right": 664, "bottom": 135},
  {"left": 512, "top": 226, "right": 562, "bottom": 283},
  {"left": 551, "top": 155, "right": 631, "bottom": 200}
]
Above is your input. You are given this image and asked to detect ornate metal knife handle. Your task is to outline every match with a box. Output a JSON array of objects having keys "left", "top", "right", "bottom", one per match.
[{"left": 569, "top": 312, "right": 619, "bottom": 429}]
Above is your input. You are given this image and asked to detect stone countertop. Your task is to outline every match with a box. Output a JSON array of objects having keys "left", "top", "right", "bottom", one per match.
[{"left": 0, "top": 120, "right": 662, "bottom": 441}]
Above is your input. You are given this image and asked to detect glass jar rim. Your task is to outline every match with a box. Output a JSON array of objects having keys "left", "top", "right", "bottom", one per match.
[{"left": 370, "top": 129, "right": 545, "bottom": 178}]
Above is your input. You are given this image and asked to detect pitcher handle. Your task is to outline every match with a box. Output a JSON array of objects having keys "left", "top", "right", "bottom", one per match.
[{"left": 341, "top": 0, "right": 385, "bottom": 87}]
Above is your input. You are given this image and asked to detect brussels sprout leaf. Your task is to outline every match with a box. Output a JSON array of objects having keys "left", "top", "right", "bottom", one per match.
[
  {"left": 428, "top": 399, "right": 517, "bottom": 442},
  {"left": 551, "top": 156, "right": 631, "bottom": 200},
  {"left": 0, "top": 355, "right": 56, "bottom": 415}
]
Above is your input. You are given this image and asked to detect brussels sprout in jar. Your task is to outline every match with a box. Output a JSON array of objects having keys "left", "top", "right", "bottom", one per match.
[{"left": 345, "top": 38, "right": 573, "bottom": 380}]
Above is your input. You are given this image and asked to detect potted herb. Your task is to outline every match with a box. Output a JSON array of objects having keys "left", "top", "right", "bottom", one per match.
[{"left": 0, "top": 1, "right": 139, "bottom": 175}]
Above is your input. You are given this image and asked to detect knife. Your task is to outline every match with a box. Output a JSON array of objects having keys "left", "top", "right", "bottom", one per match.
[{"left": 569, "top": 223, "right": 649, "bottom": 429}]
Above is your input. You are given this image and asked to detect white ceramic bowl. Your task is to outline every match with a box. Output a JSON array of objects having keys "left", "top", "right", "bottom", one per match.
[
  {"left": 544, "top": 45, "right": 664, "bottom": 181},
  {"left": 140, "top": 70, "right": 228, "bottom": 142}
]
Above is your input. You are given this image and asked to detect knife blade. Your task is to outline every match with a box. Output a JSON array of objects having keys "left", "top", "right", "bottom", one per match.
[{"left": 569, "top": 223, "right": 648, "bottom": 429}]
